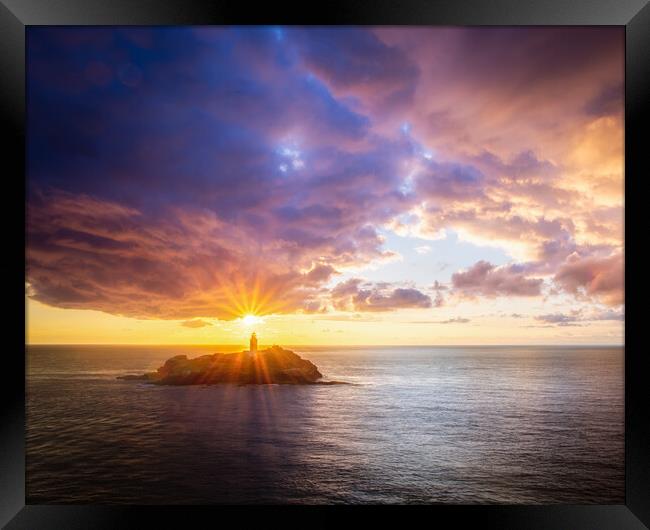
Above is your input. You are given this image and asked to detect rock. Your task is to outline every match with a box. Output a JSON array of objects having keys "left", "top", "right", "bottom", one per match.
[
  {"left": 116, "top": 374, "right": 151, "bottom": 381},
  {"left": 117, "top": 345, "right": 324, "bottom": 385}
]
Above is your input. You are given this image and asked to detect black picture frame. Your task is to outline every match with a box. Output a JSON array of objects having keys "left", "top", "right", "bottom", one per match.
[{"left": 2, "top": 0, "right": 647, "bottom": 527}]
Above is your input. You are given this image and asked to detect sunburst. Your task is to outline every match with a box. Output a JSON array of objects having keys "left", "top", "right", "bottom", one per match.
[
  {"left": 215, "top": 269, "right": 295, "bottom": 321},
  {"left": 242, "top": 314, "right": 263, "bottom": 326}
]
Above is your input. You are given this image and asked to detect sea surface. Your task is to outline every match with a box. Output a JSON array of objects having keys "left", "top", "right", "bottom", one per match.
[{"left": 26, "top": 345, "right": 624, "bottom": 504}]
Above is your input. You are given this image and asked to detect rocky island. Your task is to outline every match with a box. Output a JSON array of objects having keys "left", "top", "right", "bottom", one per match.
[{"left": 118, "top": 334, "right": 339, "bottom": 386}]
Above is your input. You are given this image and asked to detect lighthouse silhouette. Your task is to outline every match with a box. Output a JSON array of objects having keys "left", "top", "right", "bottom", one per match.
[{"left": 249, "top": 332, "right": 258, "bottom": 353}]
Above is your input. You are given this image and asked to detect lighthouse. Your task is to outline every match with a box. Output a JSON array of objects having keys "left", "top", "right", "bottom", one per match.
[{"left": 250, "top": 332, "right": 258, "bottom": 353}]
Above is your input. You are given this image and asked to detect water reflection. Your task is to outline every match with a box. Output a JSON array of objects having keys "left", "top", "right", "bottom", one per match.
[{"left": 27, "top": 345, "right": 624, "bottom": 504}]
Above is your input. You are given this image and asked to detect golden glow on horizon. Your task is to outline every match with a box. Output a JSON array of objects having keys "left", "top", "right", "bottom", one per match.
[{"left": 26, "top": 298, "right": 623, "bottom": 346}]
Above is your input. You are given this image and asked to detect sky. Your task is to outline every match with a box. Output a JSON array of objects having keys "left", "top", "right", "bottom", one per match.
[{"left": 26, "top": 27, "right": 624, "bottom": 346}]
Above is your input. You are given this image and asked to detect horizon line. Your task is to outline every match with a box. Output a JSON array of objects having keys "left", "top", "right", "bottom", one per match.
[{"left": 25, "top": 342, "right": 625, "bottom": 348}]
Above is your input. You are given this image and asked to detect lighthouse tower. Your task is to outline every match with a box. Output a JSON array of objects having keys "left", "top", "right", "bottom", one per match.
[{"left": 250, "top": 332, "right": 258, "bottom": 353}]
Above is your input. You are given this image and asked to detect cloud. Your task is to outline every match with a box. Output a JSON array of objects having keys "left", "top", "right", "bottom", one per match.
[
  {"left": 416, "top": 160, "right": 486, "bottom": 202},
  {"left": 408, "top": 317, "right": 470, "bottom": 324},
  {"left": 432, "top": 280, "right": 447, "bottom": 291},
  {"left": 433, "top": 293, "right": 444, "bottom": 308},
  {"left": 535, "top": 313, "right": 581, "bottom": 325},
  {"left": 415, "top": 245, "right": 431, "bottom": 254},
  {"left": 439, "top": 317, "right": 470, "bottom": 324},
  {"left": 553, "top": 252, "right": 623, "bottom": 306},
  {"left": 590, "top": 308, "right": 624, "bottom": 320},
  {"left": 27, "top": 190, "right": 331, "bottom": 320},
  {"left": 25, "top": 27, "right": 623, "bottom": 322},
  {"left": 316, "top": 313, "right": 381, "bottom": 322},
  {"left": 181, "top": 319, "right": 212, "bottom": 328},
  {"left": 359, "top": 288, "right": 431, "bottom": 311},
  {"left": 287, "top": 27, "right": 420, "bottom": 111},
  {"left": 430, "top": 280, "right": 447, "bottom": 307},
  {"left": 376, "top": 28, "right": 623, "bottom": 270},
  {"left": 382, "top": 27, "right": 623, "bottom": 158},
  {"left": 331, "top": 278, "right": 432, "bottom": 312},
  {"left": 25, "top": 28, "right": 421, "bottom": 320},
  {"left": 304, "top": 264, "right": 340, "bottom": 284},
  {"left": 451, "top": 261, "right": 543, "bottom": 298},
  {"left": 535, "top": 307, "right": 623, "bottom": 326},
  {"left": 584, "top": 83, "right": 623, "bottom": 117}
]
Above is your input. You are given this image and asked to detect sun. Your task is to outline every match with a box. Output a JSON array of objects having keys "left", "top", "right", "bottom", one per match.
[{"left": 242, "top": 314, "right": 262, "bottom": 326}]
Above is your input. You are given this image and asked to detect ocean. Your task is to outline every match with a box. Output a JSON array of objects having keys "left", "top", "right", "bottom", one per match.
[{"left": 26, "top": 345, "right": 624, "bottom": 504}]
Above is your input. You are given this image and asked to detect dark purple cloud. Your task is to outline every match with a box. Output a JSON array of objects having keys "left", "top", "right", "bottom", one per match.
[
  {"left": 416, "top": 160, "right": 486, "bottom": 202},
  {"left": 287, "top": 27, "right": 420, "bottom": 110}
]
